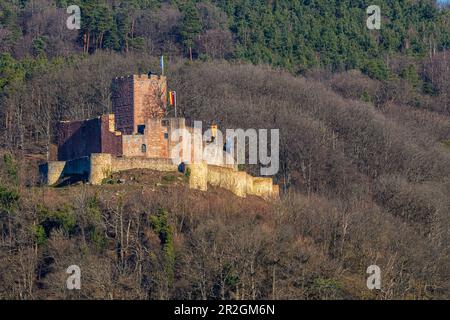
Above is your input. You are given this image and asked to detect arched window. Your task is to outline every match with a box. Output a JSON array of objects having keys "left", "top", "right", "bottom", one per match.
[{"left": 141, "top": 144, "right": 147, "bottom": 154}]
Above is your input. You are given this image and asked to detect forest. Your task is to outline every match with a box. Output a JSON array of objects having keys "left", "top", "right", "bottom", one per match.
[{"left": 0, "top": 0, "right": 449, "bottom": 299}]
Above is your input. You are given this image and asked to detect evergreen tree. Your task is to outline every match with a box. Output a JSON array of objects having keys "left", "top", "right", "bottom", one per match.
[{"left": 180, "top": 1, "right": 203, "bottom": 60}]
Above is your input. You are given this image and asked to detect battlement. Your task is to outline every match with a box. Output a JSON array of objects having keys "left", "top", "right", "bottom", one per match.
[{"left": 112, "top": 74, "right": 166, "bottom": 82}]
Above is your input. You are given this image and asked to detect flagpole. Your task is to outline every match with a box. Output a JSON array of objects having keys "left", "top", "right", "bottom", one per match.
[{"left": 175, "top": 92, "right": 177, "bottom": 118}]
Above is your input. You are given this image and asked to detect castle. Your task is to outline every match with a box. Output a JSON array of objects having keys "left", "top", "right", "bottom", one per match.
[{"left": 39, "top": 73, "right": 279, "bottom": 199}]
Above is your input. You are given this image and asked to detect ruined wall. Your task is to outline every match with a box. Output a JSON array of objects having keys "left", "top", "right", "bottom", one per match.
[
  {"left": 39, "top": 161, "right": 66, "bottom": 185},
  {"left": 187, "top": 162, "right": 279, "bottom": 199},
  {"left": 207, "top": 165, "right": 247, "bottom": 197},
  {"left": 121, "top": 118, "right": 170, "bottom": 159},
  {"left": 90, "top": 154, "right": 113, "bottom": 185},
  {"left": 39, "top": 157, "right": 90, "bottom": 185},
  {"left": 89, "top": 154, "right": 177, "bottom": 185},
  {"left": 121, "top": 118, "right": 198, "bottom": 161},
  {"left": 42, "top": 153, "right": 278, "bottom": 199},
  {"left": 56, "top": 115, "right": 122, "bottom": 161},
  {"left": 118, "top": 116, "right": 237, "bottom": 168},
  {"left": 102, "top": 114, "right": 123, "bottom": 154},
  {"left": 56, "top": 119, "right": 100, "bottom": 161},
  {"left": 186, "top": 162, "right": 208, "bottom": 191},
  {"left": 249, "top": 177, "right": 276, "bottom": 198},
  {"left": 167, "top": 118, "right": 186, "bottom": 160},
  {"left": 112, "top": 157, "right": 176, "bottom": 173}
]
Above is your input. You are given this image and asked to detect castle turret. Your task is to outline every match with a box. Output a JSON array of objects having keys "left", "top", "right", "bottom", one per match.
[{"left": 112, "top": 74, "right": 167, "bottom": 135}]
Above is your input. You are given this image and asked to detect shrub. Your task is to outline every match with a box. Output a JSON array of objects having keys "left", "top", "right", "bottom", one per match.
[
  {"left": 0, "top": 185, "right": 19, "bottom": 211},
  {"left": 184, "top": 167, "right": 191, "bottom": 178},
  {"left": 162, "top": 174, "right": 176, "bottom": 183},
  {"left": 38, "top": 205, "right": 76, "bottom": 236},
  {"left": 444, "top": 139, "right": 450, "bottom": 149},
  {"left": 32, "top": 224, "right": 47, "bottom": 246},
  {"left": 150, "top": 208, "right": 175, "bottom": 284},
  {"left": 3, "top": 154, "right": 18, "bottom": 185}
]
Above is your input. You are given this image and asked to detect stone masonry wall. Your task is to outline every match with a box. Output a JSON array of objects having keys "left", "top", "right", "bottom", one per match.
[
  {"left": 89, "top": 154, "right": 177, "bottom": 185},
  {"left": 111, "top": 157, "right": 176, "bottom": 173},
  {"left": 112, "top": 76, "right": 134, "bottom": 135},
  {"left": 187, "top": 161, "right": 279, "bottom": 199},
  {"left": 43, "top": 154, "right": 278, "bottom": 199},
  {"left": 56, "top": 115, "right": 122, "bottom": 161},
  {"left": 144, "top": 118, "right": 169, "bottom": 158},
  {"left": 39, "top": 157, "right": 90, "bottom": 185},
  {"left": 112, "top": 74, "right": 167, "bottom": 135},
  {"left": 133, "top": 75, "right": 167, "bottom": 129},
  {"left": 207, "top": 165, "right": 247, "bottom": 197},
  {"left": 122, "top": 135, "right": 146, "bottom": 157}
]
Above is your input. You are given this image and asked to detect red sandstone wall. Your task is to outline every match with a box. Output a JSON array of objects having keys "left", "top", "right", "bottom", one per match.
[
  {"left": 100, "top": 115, "right": 123, "bottom": 156},
  {"left": 145, "top": 119, "right": 169, "bottom": 158},
  {"left": 57, "top": 116, "right": 122, "bottom": 161},
  {"left": 112, "top": 75, "right": 167, "bottom": 135},
  {"left": 121, "top": 118, "right": 170, "bottom": 159},
  {"left": 133, "top": 75, "right": 167, "bottom": 130},
  {"left": 57, "top": 119, "right": 100, "bottom": 161},
  {"left": 122, "top": 135, "right": 146, "bottom": 157},
  {"left": 112, "top": 76, "right": 134, "bottom": 135}
]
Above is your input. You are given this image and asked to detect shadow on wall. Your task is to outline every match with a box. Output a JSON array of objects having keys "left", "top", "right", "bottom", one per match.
[
  {"left": 39, "top": 156, "right": 91, "bottom": 186},
  {"left": 56, "top": 116, "right": 122, "bottom": 161}
]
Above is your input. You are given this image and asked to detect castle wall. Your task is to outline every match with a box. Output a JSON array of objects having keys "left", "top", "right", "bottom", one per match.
[
  {"left": 42, "top": 154, "right": 278, "bottom": 199},
  {"left": 133, "top": 75, "right": 167, "bottom": 129},
  {"left": 249, "top": 177, "right": 275, "bottom": 198},
  {"left": 144, "top": 118, "right": 169, "bottom": 158},
  {"left": 167, "top": 118, "right": 186, "bottom": 160},
  {"left": 186, "top": 162, "right": 208, "bottom": 191},
  {"left": 90, "top": 154, "right": 113, "bottom": 185},
  {"left": 56, "top": 119, "right": 100, "bottom": 161},
  {"left": 89, "top": 154, "right": 177, "bottom": 185},
  {"left": 187, "top": 162, "right": 278, "bottom": 199},
  {"left": 111, "top": 76, "right": 134, "bottom": 135},
  {"left": 39, "top": 161, "right": 66, "bottom": 185},
  {"left": 112, "top": 74, "right": 167, "bottom": 135},
  {"left": 39, "top": 157, "right": 90, "bottom": 185},
  {"left": 122, "top": 135, "right": 146, "bottom": 157},
  {"left": 207, "top": 165, "right": 246, "bottom": 197},
  {"left": 120, "top": 118, "right": 193, "bottom": 161},
  {"left": 111, "top": 157, "right": 176, "bottom": 173},
  {"left": 56, "top": 115, "right": 122, "bottom": 161},
  {"left": 102, "top": 114, "right": 123, "bottom": 155}
]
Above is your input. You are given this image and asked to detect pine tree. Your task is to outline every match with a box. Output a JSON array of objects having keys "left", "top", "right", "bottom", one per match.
[{"left": 180, "top": 2, "right": 203, "bottom": 61}]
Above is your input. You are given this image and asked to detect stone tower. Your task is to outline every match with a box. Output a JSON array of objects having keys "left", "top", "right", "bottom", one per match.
[{"left": 111, "top": 74, "right": 167, "bottom": 135}]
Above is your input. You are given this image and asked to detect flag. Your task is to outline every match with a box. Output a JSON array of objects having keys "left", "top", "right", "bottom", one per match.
[
  {"left": 160, "top": 55, "right": 164, "bottom": 75},
  {"left": 169, "top": 91, "right": 176, "bottom": 106},
  {"left": 211, "top": 124, "right": 217, "bottom": 138}
]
